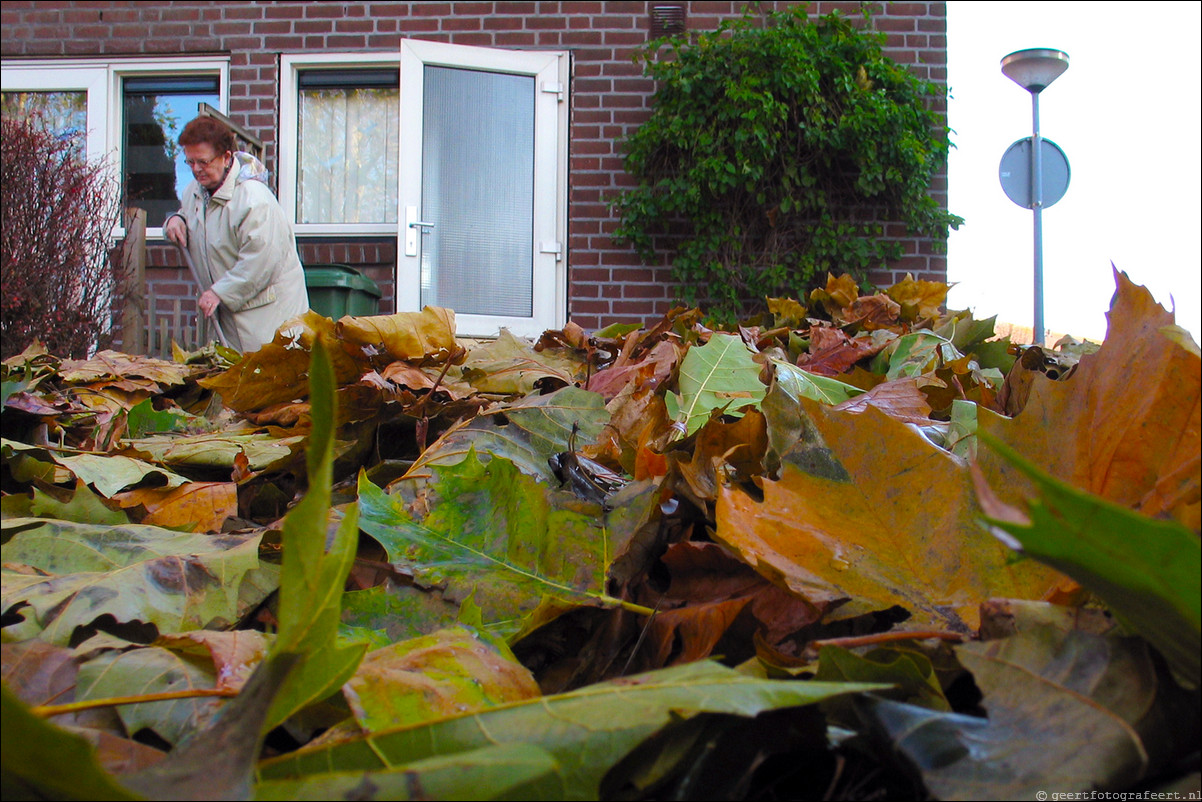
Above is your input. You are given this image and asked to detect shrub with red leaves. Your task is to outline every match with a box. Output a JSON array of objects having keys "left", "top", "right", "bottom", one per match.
[{"left": 1, "top": 116, "right": 123, "bottom": 359}]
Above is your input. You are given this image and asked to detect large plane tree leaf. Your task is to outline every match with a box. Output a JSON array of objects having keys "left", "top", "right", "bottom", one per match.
[
  {"left": 667, "top": 332, "right": 766, "bottom": 436},
  {"left": 342, "top": 626, "right": 541, "bottom": 733},
  {"left": 358, "top": 454, "right": 658, "bottom": 638},
  {"left": 197, "top": 310, "right": 366, "bottom": 412},
  {"left": 406, "top": 386, "right": 610, "bottom": 483},
  {"left": 253, "top": 743, "right": 561, "bottom": 801},
  {"left": 976, "top": 270, "right": 1201, "bottom": 529},
  {"left": 715, "top": 398, "right": 1066, "bottom": 631},
  {"left": 855, "top": 624, "right": 1172, "bottom": 799},
  {"left": 258, "top": 660, "right": 885, "bottom": 800},
  {"left": 975, "top": 433, "right": 1201, "bottom": 688},
  {"left": 458, "top": 328, "right": 587, "bottom": 395},
  {"left": 1, "top": 520, "right": 277, "bottom": 645}
]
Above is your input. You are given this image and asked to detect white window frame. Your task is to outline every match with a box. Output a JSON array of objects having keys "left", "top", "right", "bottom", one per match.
[
  {"left": 2, "top": 57, "right": 230, "bottom": 238},
  {"left": 278, "top": 52, "right": 401, "bottom": 237}
]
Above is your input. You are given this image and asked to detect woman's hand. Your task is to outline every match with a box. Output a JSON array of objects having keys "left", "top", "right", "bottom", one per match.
[
  {"left": 198, "top": 289, "right": 221, "bottom": 318},
  {"left": 165, "top": 215, "right": 188, "bottom": 248}
]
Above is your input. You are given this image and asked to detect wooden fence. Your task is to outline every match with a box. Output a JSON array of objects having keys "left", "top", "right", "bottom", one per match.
[{"left": 121, "top": 207, "right": 221, "bottom": 357}]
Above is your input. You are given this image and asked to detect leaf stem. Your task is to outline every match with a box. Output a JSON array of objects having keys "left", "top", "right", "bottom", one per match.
[
  {"left": 33, "top": 687, "right": 239, "bottom": 717},
  {"left": 809, "top": 630, "right": 963, "bottom": 652}
]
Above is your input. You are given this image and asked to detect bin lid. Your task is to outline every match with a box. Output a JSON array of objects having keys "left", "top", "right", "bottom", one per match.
[{"left": 302, "top": 264, "right": 382, "bottom": 297}]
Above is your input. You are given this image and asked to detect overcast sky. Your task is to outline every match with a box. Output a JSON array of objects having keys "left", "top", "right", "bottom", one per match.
[{"left": 944, "top": 1, "right": 1201, "bottom": 342}]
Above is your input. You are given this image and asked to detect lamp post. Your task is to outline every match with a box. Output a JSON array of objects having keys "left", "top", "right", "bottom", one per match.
[{"left": 1000, "top": 48, "right": 1069, "bottom": 346}]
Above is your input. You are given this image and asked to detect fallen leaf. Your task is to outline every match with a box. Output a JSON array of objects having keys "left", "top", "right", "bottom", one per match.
[
  {"left": 977, "top": 270, "right": 1201, "bottom": 527},
  {"left": 715, "top": 399, "right": 1066, "bottom": 631},
  {"left": 259, "top": 661, "right": 886, "bottom": 800},
  {"left": 334, "top": 306, "right": 458, "bottom": 362},
  {"left": 975, "top": 433, "right": 1201, "bottom": 688},
  {"left": 254, "top": 742, "right": 560, "bottom": 801},
  {"left": 1, "top": 520, "right": 277, "bottom": 645},
  {"left": 358, "top": 453, "right": 656, "bottom": 638},
  {"left": 886, "top": 273, "right": 948, "bottom": 321},
  {"left": 666, "top": 332, "right": 766, "bottom": 436},
  {"left": 115, "top": 481, "right": 237, "bottom": 533},
  {"left": 342, "top": 626, "right": 541, "bottom": 732}
]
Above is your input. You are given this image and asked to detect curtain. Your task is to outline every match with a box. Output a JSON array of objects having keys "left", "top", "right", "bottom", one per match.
[{"left": 297, "top": 87, "right": 399, "bottom": 224}]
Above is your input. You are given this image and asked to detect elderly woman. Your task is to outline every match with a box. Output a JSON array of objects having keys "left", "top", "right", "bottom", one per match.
[{"left": 164, "top": 116, "right": 309, "bottom": 352}]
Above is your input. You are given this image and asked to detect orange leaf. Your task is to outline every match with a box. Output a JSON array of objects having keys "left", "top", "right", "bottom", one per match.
[
  {"left": 716, "top": 399, "right": 1066, "bottom": 631},
  {"left": 135, "top": 481, "right": 238, "bottom": 533},
  {"left": 977, "top": 269, "right": 1201, "bottom": 528}
]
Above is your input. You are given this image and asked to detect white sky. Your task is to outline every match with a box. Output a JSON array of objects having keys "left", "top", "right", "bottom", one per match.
[{"left": 945, "top": 1, "right": 1202, "bottom": 342}]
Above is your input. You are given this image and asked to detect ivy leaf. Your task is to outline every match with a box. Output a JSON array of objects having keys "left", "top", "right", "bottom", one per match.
[{"left": 667, "top": 333, "right": 766, "bottom": 436}]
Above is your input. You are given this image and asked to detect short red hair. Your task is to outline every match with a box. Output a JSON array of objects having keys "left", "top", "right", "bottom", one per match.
[{"left": 179, "top": 116, "right": 235, "bottom": 154}]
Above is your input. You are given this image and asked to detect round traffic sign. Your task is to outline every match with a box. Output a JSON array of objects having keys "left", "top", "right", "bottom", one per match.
[{"left": 999, "top": 137, "right": 1070, "bottom": 209}]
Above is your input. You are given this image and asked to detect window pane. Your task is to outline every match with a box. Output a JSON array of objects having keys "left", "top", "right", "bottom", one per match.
[
  {"left": 1, "top": 91, "right": 88, "bottom": 152},
  {"left": 420, "top": 66, "right": 534, "bottom": 317},
  {"left": 123, "top": 77, "right": 219, "bottom": 228},
  {"left": 298, "top": 84, "right": 399, "bottom": 224}
]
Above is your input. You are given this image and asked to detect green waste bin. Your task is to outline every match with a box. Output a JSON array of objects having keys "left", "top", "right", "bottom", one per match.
[{"left": 303, "top": 264, "right": 381, "bottom": 319}]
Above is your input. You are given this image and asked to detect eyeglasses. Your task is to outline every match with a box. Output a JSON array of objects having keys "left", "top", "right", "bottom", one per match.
[{"left": 184, "top": 154, "right": 226, "bottom": 169}]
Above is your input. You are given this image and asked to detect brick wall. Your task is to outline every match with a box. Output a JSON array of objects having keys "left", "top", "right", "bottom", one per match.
[{"left": 2, "top": 1, "right": 949, "bottom": 334}]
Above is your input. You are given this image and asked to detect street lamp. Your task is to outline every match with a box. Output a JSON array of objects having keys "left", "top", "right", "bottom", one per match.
[{"left": 1000, "top": 48, "right": 1070, "bottom": 346}]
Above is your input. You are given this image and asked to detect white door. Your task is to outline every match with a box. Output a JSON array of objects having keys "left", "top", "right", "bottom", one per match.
[{"left": 398, "top": 39, "right": 568, "bottom": 338}]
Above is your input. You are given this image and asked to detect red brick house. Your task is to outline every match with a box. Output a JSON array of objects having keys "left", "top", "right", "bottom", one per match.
[{"left": 1, "top": 1, "right": 949, "bottom": 341}]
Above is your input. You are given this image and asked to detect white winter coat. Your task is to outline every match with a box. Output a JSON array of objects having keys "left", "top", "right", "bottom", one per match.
[{"left": 167, "top": 153, "right": 309, "bottom": 352}]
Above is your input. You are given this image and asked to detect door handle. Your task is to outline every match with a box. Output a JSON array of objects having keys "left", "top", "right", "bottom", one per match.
[{"left": 404, "top": 206, "right": 434, "bottom": 256}]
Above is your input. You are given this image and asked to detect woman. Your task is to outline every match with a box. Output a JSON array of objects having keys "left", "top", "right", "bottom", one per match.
[{"left": 164, "top": 116, "right": 309, "bottom": 352}]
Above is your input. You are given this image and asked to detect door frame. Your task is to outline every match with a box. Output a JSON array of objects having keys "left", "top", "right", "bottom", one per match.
[{"left": 397, "top": 38, "right": 569, "bottom": 338}]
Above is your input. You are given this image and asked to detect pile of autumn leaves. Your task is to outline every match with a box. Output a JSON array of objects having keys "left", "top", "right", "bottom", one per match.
[{"left": 1, "top": 270, "right": 1198, "bottom": 800}]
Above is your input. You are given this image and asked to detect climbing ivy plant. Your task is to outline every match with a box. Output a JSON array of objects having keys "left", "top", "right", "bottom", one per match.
[{"left": 611, "top": 5, "right": 964, "bottom": 321}]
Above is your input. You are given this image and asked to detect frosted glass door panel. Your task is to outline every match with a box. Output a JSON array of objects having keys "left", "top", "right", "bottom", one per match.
[{"left": 419, "top": 66, "right": 534, "bottom": 317}]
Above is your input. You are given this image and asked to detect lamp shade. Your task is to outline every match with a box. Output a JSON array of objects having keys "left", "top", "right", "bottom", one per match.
[{"left": 1001, "top": 48, "right": 1069, "bottom": 93}]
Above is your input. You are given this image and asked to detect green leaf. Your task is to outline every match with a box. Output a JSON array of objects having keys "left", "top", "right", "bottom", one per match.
[
  {"left": 342, "top": 626, "right": 541, "bottom": 733},
  {"left": 259, "top": 661, "right": 885, "bottom": 800},
  {"left": 0, "top": 683, "right": 139, "bottom": 801},
  {"left": 410, "top": 386, "right": 610, "bottom": 482},
  {"left": 975, "top": 432, "right": 1202, "bottom": 688},
  {"left": 253, "top": 743, "right": 561, "bottom": 801},
  {"left": 125, "top": 398, "right": 200, "bottom": 438},
  {"left": 1, "top": 520, "right": 276, "bottom": 645},
  {"left": 666, "top": 333, "right": 766, "bottom": 436},
  {"left": 339, "top": 584, "right": 459, "bottom": 648},
  {"left": 119, "top": 652, "right": 301, "bottom": 801},
  {"left": 263, "top": 340, "right": 368, "bottom": 732},
  {"left": 31, "top": 480, "right": 129, "bottom": 526},
  {"left": 815, "top": 644, "right": 949, "bottom": 712},
  {"left": 357, "top": 453, "right": 654, "bottom": 638},
  {"left": 458, "top": 329, "right": 586, "bottom": 395},
  {"left": 770, "top": 359, "right": 863, "bottom": 405},
  {"left": 51, "top": 453, "right": 189, "bottom": 497},
  {"left": 123, "top": 431, "right": 304, "bottom": 472},
  {"left": 76, "top": 645, "right": 222, "bottom": 747}
]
